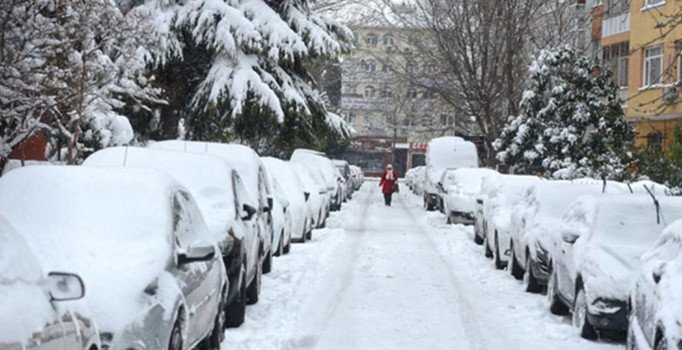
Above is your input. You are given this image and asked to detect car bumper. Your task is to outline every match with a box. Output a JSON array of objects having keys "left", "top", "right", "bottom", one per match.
[
  {"left": 449, "top": 211, "right": 475, "bottom": 225},
  {"left": 587, "top": 303, "right": 629, "bottom": 331}
]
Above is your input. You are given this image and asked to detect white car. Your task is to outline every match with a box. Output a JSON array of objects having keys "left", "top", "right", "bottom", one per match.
[
  {"left": 290, "top": 162, "right": 329, "bottom": 232},
  {"left": 262, "top": 157, "right": 310, "bottom": 243},
  {"left": 0, "top": 166, "right": 228, "bottom": 350},
  {"left": 480, "top": 174, "right": 542, "bottom": 269},
  {"left": 152, "top": 141, "right": 276, "bottom": 274},
  {"left": 547, "top": 195, "right": 682, "bottom": 339},
  {"left": 291, "top": 149, "right": 342, "bottom": 211},
  {"left": 423, "top": 137, "right": 479, "bottom": 211},
  {"left": 349, "top": 165, "right": 364, "bottom": 190},
  {"left": 264, "top": 170, "right": 292, "bottom": 255},
  {"left": 506, "top": 181, "right": 626, "bottom": 292},
  {"left": 629, "top": 219, "right": 682, "bottom": 350},
  {"left": 0, "top": 216, "right": 100, "bottom": 350},
  {"left": 439, "top": 168, "right": 498, "bottom": 225},
  {"left": 84, "top": 146, "right": 262, "bottom": 327}
]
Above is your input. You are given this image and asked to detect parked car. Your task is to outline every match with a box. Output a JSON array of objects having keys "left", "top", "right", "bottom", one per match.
[
  {"left": 0, "top": 166, "right": 228, "bottom": 350},
  {"left": 506, "top": 181, "right": 624, "bottom": 292},
  {"left": 423, "top": 137, "right": 479, "bottom": 211},
  {"left": 84, "top": 146, "right": 261, "bottom": 327},
  {"left": 349, "top": 165, "right": 364, "bottom": 191},
  {"left": 291, "top": 149, "right": 342, "bottom": 211},
  {"left": 262, "top": 157, "right": 310, "bottom": 243},
  {"left": 629, "top": 219, "right": 682, "bottom": 350},
  {"left": 0, "top": 216, "right": 100, "bottom": 350},
  {"left": 290, "top": 162, "right": 329, "bottom": 232},
  {"left": 438, "top": 168, "right": 498, "bottom": 225},
  {"left": 407, "top": 166, "right": 426, "bottom": 196},
  {"left": 152, "top": 141, "right": 276, "bottom": 274},
  {"left": 547, "top": 195, "right": 682, "bottom": 339},
  {"left": 333, "top": 159, "right": 353, "bottom": 200},
  {"left": 480, "top": 174, "right": 542, "bottom": 269},
  {"left": 263, "top": 168, "right": 292, "bottom": 255}
]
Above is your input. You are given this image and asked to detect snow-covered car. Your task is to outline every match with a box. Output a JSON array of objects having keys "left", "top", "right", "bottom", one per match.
[
  {"left": 263, "top": 157, "right": 310, "bottom": 243},
  {"left": 152, "top": 141, "right": 276, "bottom": 274},
  {"left": 263, "top": 167, "right": 292, "bottom": 255},
  {"left": 350, "top": 165, "right": 364, "bottom": 190},
  {"left": 547, "top": 195, "right": 682, "bottom": 339},
  {"left": 0, "top": 166, "right": 228, "bottom": 350},
  {"left": 290, "top": 162, "right": 329, "bottom": 232},
  {"left": 0, "top": 216, "right": 100, "bottom": 350},
  {"left": 626, "top": 179, "right": 671, "bottom": 196},
  {"left": 480, "top": 174, "right": 542, "bottom": 269},
  {"left": 291, "top": 149, "right": 342, "bottom": 211},
  {"left": 438, "top": 167, "right": 498, "bottom": 225},
  {"left": 629, "top": 219, "right": 682, "bottom": 350},
  {"left": 506, "top": 181, "right": 625, "bottom": 292},
  {"left": 333, "top": 159, "right": 353, "bottom": 200},
  {"left": 407, "top": 166, "right": 426, "bottom": 195},
  {"left": 84, "top": 146, "right": 262, "bottom": 327},
  {"left": 423, "top": 137, "right": 479, "bottom": 211}
]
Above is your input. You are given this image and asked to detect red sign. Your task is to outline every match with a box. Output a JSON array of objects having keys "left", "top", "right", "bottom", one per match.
[{"left": 409, "top": 142, "right": 428, "bottom": 152}]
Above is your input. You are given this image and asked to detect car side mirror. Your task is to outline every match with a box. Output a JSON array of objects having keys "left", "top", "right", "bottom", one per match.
[
  {"left": 47, "top": 272, "right": 85, "bottom": 301},
  {"left": 178, "top": 243, "right": 215, "bottom": 265},
  {"left": 561, "top": 231, "right": 580, "bottom": 244},
  {"left": 242, "top": 204, "right": 257, "bottom": 221},
  {"left": 476, "top": 199, "right": 484, "bottom": 205},
  {"left": 266, "top": 197, "right": 274, "bottom": 212},
  {"left": 304, "top": 192, "right": 311, "bottom": 201}
]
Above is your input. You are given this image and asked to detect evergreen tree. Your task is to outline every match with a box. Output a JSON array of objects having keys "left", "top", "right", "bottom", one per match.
[
  {"left": 494, "top": 46, "right": 634, "bottom": 179},
  {"left": 143, "top": 0, "right": 353, "bottom": 153}
]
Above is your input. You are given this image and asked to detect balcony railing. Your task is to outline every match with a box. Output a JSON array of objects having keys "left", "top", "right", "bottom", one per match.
[{"left": 602, "top": 13, "right": 630, "bottom": 38}]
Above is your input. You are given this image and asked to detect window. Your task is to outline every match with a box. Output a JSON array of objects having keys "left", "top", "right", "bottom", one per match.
[
  {"left": 365, "top": 33, "right": 378, "bottom": 47},
  {"left": 644, "top": 46, "right": 663, "bottom": 86},
  {"left": 383, "top": 34, "right": 394, "bottom": 46},
  {"left": 362, "top": 59, "right": 376, "bottom": 73},
  {"left": 364, "top": 85, "right": 376, "bottom": 98},
  {"left": 380, "top": 88, "right": 392, "bottom": 98},
  {"left": 644, "top": 0, "right": 665, "bottom": 7},
  {"left": 382, "top": 63, "right": 393, "bottom": 73},
  {"left": 406, "top": 89, "right": 418, "bottom": 99},
  {"left": 440, "top": 115, "right": 449, "bottom": 126},
  {"left": 603, "top": 42, "right": 629, "bottom": 88},
  {"left": 647, "top": 132, "right": 663, "bottom": 151},
  {"left": 172, "top": 191, "right": 200, "bottom": 247}
]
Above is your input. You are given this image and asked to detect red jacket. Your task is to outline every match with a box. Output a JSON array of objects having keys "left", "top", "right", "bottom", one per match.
[{"left": 379, "top": 169, "right": 398, "bottom": 194}]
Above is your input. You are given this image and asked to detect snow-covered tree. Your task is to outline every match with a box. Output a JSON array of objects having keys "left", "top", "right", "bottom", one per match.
[
  {"left": 494, "top": 46, "right": 634, "bottom": 180},
  {"left": 0, "top": 0, "right": 162, "bottom": 166},
  {"left": 142, "top": 0, "right": 353, "bottom": 154}
]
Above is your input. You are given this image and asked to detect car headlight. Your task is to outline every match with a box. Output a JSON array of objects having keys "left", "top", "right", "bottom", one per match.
[{"left": 592, "top": 298, "right": 626, "bottom": 314}]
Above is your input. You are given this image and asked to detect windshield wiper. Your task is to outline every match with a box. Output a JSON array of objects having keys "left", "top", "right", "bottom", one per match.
[{"left": 644, "top": 184, "right": 662, "bottom": 225}]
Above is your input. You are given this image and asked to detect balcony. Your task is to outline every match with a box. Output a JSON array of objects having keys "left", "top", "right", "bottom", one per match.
[
  {"left": 341, "top": 95, "right": 393, "bottom": 112},
  {"left": 602, "top": 13, "right": 630, "bottom": 38}
]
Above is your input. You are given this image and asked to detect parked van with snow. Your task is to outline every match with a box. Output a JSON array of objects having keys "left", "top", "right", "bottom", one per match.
[{"left": 423, "top": 137, "right": 479, "bottom": 211}]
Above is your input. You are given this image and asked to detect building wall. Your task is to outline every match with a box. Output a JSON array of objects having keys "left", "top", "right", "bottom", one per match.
[{"left": 627, "top": 0, "right": 682, "bottom": 151}]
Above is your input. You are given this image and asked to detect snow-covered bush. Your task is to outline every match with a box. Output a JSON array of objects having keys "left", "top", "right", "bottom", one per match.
[{"left": 494, "top": 46, "right": 634, "bottom": 180}]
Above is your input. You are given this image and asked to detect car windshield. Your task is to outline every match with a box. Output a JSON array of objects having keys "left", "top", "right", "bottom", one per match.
[{"left": 453, "top": 169, "right": 497, "bottom": 195}]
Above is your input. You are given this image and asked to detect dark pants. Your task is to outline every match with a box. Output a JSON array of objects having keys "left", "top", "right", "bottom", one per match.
[{"left": 384, "top": 193, "right": 393, "bottom": 206}]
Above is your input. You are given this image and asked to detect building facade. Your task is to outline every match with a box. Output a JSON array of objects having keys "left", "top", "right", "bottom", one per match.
[{"left": 339, "top": 25, "right": 475, "bottom": 174}]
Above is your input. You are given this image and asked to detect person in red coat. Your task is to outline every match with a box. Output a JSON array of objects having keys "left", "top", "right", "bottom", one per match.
[{"left": 379, "top": 164, "right": 398, "bottom": 206}]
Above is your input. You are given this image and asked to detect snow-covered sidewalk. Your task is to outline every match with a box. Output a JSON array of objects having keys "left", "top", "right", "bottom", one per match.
[{"left": 222, "top": 181, "right": 624, "bottom": 350}]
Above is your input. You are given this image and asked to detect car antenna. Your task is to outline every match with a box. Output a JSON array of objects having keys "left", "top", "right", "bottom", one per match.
[
  {"left": 644, "top": 184, "right": 662, "bottom": 225},
  {"left": 627, "top": 182, "right": 634, "bottom": 193},
  {"left": 123, "top": 145, "right": 129, "bottom": 166}
]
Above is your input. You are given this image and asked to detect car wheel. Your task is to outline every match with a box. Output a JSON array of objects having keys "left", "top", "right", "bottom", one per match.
[
  {"left": 573, "top": 288, "right": 598, "bottom": 339},
  {"left": 474, "top": 225, "right": 484, "bottom": 245},
  {"left": 547, "top": 268, "right": 569, "bottom": 315},
  {"left": 523, "top": 255, "right": 542, "bottom": 293},
  {"left": 446, "top": 215, "right": 452, "bottom": 225},
  {"left": 306, "top": 229, "right": 312, "bottom": 241},
  {"left": 246, "top": 256, "right": 262, "bottom": 305},
  {"left": 205, "top": 291, "right": 227, "bottom": 349},
  {"left": 492, "top": 232, "right": 505, "bottom": 270},
  {"left": 274, "top": 232, "right": 283, "bottom": 257},
  {"left": 283, "top": 236, "right": 291, "bottom": 254},
  {"left": 262, "top": 248, "right": 273, "bottom": 274},
  {"left": 226, "top": 265, "right": 246, "bottom": 327},
  {"left": 509, "top": 243, "right": 524, "bottom": 280},
  {"left": 655, "top": 333, "right": 668, "bottom": 350},
  {"left": 168, "top": 319, "right": 183, "bottom": 350},
  {"left": 483, "top": 235, "right": 493, "bottom": 258}
]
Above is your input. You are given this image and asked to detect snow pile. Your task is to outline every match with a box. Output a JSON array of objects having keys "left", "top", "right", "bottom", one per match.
[
  {"left": 83, "top": 146, "right": 239, "bottom": 246},
  {"left": 561, "top": 195, "right": 682, "bottom": 301},
  {"left": 0, "top": 166, "right": 178, "bottom": 336}
]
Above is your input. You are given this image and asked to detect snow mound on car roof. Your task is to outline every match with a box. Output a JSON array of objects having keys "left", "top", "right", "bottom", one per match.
[
  {"left": 427, "top": 137, "right": 479, "bottom": 170},
  {"left": 0, "top": 166, "right": 176, "bottom": 335},
  {"left": 84, "top": 146, "right": 238, "bottom": 243},
  {"left": 151, "top": 141, "right": 265, "bottom": 203}
]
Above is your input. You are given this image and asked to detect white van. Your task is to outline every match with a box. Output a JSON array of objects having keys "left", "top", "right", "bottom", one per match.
[{"left": 423, "top": 136, "right": 479, "bottom": 211}]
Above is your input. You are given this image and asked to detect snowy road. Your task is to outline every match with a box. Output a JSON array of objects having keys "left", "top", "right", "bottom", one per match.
[{"left": 222, "top": 181, "right": 624, "bottom": 350}]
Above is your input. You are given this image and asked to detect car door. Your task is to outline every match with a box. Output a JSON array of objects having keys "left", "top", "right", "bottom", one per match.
[
  {"left": 171, "top": 191, "right": 219, "bottom": 347},
  {"left": 233, "top": 175, "right": 260, "bottom": 283}
]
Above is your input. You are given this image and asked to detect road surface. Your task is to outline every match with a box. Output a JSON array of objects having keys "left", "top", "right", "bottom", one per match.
[{"left": 222, "top": 180, "right": 624, "bottom": 350}]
